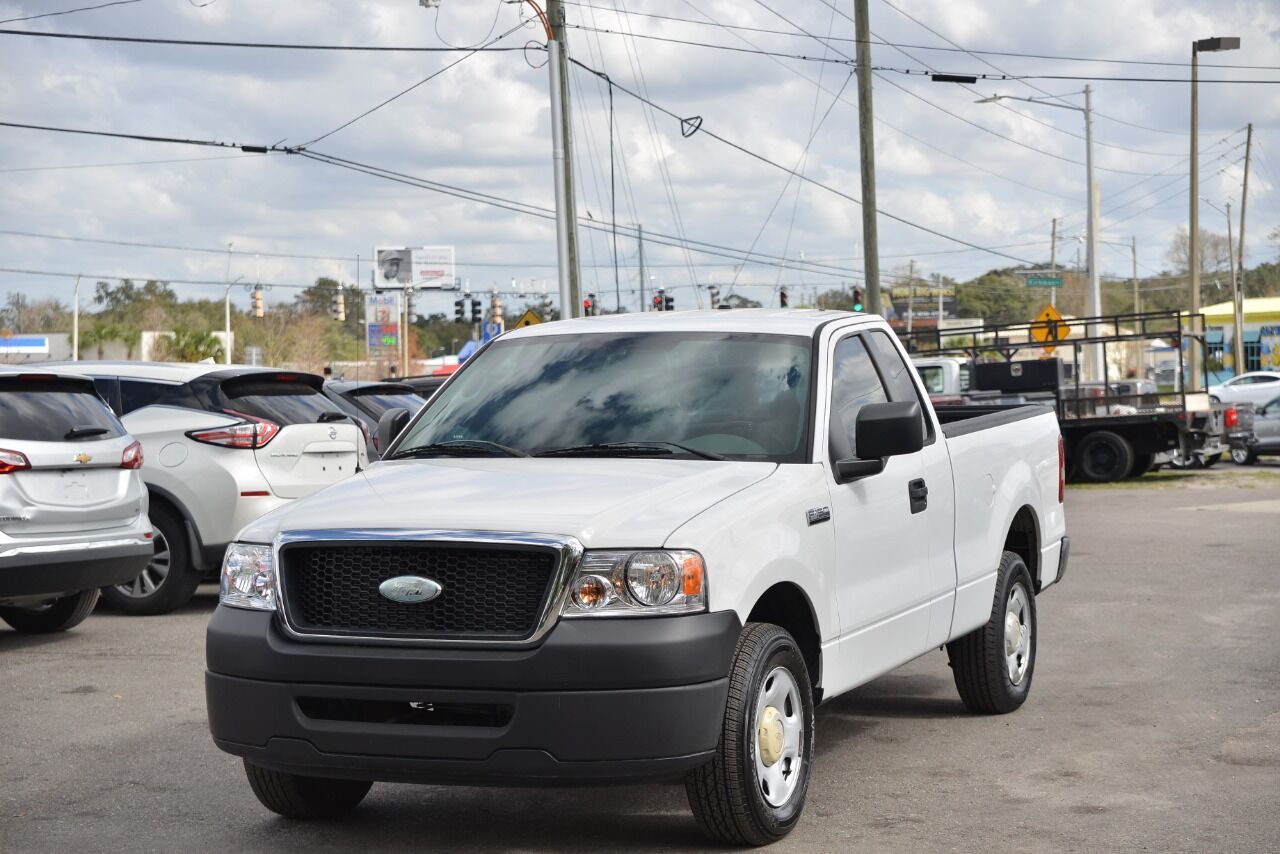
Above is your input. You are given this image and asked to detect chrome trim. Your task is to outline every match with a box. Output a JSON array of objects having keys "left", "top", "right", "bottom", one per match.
[
  {"left": 0, "top": 536, "right": 152, "bottom": 560},
  {"left": 272, "top": 528, "right": 584, "bottom": 648}
]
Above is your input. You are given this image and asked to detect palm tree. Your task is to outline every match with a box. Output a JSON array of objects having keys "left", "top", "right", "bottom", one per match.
[{"left": 120, "top": 328, "right": 142, "bottom": 360}]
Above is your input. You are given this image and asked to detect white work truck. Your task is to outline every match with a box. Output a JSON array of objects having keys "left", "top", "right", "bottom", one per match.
[{"left": 206, "top": 309, "right": 1067, "bottom": 847}]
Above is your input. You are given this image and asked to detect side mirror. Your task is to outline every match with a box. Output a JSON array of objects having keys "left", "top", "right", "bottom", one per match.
[
  {"left": 834, "top": 401, "right": 924, "bottom": 484},
  {"left": 376, "top": 408, "right": 411, "bottom": 456}
]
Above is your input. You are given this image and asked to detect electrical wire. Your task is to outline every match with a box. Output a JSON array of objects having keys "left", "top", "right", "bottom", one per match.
[
  {"left": 0, "top": 0, "right": 142, "bottom": 25},
  {"left": 0, "top": 153, "right": 251, "bottom": 172},
  {"left": 0, "top": 27, "right": 530, "bottom": 52},
  {"left": 0, "top": 120, "right": 290, "bottom": 152},
  {"left": 432, "top": 1, "right": 504, "bottom": 49}
]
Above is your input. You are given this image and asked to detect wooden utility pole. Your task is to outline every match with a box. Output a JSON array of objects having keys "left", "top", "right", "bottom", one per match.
[
  {"left": 853, "top": 0, "right": 880, "bottom": 316},
  {"left": 1234, "top": 122, "right": 1253, "bottom": 371}
]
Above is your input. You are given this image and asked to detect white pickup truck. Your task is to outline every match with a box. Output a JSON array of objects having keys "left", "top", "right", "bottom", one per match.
[{"left": 206, "top": 309, "right": 1067, "bottom": 846}]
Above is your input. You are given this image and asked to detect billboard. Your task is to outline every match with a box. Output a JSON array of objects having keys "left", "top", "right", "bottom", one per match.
[{"left": 374, "top": 246, "right": 455, "bottom": 290}]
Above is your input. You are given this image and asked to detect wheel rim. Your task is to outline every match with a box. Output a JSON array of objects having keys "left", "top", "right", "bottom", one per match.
[
  {"left": 1231, "top": 448, "right": 1249, "bottom": 464},
  {"left": 116, "top": 529, "right": 170, "bottom": 599},
  {"left": 1085, "top": 442, "right": 1117, "bottom": 477},
  {"left": 1003, "top": 583, "right": 1032, "bottom": 686},
  {"left": 752, "top": 665, "right": 804, "bottom": 808}
]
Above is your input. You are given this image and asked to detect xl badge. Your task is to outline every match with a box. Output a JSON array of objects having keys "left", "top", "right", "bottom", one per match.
[
  {"left": 378, "top": 576, "right": 442, "bottom": 604},
  {"left": 74, "top": 452, "right": 92, "bottom": 465}
]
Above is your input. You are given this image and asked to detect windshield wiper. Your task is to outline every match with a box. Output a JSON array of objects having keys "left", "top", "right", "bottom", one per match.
[
  {"left": 64, "top": 425, "right": 110, "bottom": 440},
  {"left": 534, "top": 441, "right": 727, "bottom": 461},
  {"left": 318, "top": 412, "right": 350, "bottom": 423},
  {"left": 387, "top": 439, "right": 529, "bottom": 460}
]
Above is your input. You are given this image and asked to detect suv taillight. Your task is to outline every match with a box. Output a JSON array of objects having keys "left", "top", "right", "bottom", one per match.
[
  {"left": 0, "top": 448, "right": 31, "bottom": 474},
  {"left": 1058, "top": 434, "right": 1065, "bottom": 503},
  {"left": 120, "top": 440, "right": 144, "bottom": 469},
  {"left": 189, "top": 412, "right": 280, "bottom": 449},
  {"left": 1224, "top": 407, "right": 1238, "bottom": 430}
]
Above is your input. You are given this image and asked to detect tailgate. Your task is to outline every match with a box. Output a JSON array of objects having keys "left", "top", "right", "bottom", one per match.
[{"left": 255, "top": 422, "right": 362, "bottom": 499}]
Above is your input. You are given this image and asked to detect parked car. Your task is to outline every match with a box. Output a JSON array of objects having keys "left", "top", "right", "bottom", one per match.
[
  {"left": 393, "top": 373, "right": 449, "bottom": 400},
  {"left": 206, "top": 310, "right": 1066, "bottom": 845},
  {"left": 1208, "top": 371, "right": 1280, "bottom": 407},
  {"left": 321, "top": 380, "right": 424, "bottom": 459},
  {"left": 1229, "top": 396, "right": 1280, "bottom": 465},
  {"left": 0, "top": 370, "right": 152, "bottom": 633},
  {"left": 60, "top": 363, "right": 365, "bottom": 614}
]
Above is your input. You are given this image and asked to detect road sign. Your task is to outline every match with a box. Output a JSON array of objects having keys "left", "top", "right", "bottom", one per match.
[
  {"left": 1026, "top": 275, "right": 1063, "bottom": 288},
  {"left": 1030, "top": 304, "right": 1070, "bottom": 354},
  {"left": 482, "top": 320, "right": 504, "bottom": 342},
  {"left": 513, "top": 308, "right": 542, "bottom": 328}
]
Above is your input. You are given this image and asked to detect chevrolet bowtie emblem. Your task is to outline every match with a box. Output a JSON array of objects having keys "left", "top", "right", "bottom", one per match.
[{"left": 74, "top": 452, "right": 92, "bottom": 464}]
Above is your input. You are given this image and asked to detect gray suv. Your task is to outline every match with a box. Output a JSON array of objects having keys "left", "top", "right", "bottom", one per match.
[{"left": 0, "top": 370, "right": 153, "bottom": 633}]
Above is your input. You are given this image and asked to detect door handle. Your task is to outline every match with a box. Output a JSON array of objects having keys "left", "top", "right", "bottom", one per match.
[{"left": 908, "top": 478, "right": 928, "bottom": 514}]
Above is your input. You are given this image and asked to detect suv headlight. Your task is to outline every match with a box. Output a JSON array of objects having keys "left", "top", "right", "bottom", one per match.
[
  {"left": 219, "top": 542, "right": 276, "bottom": 611},
  {"left": 562, "top": 550, "right": 706, "bottom": 617}
]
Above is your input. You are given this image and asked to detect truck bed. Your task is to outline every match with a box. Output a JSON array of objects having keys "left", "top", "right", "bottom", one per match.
[{"left": 934, "top": 404, "right": 1056, "bottom": 438}]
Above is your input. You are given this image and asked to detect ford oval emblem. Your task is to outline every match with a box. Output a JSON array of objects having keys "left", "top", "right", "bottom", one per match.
[{"left": 378, "top": 576, "right": 442, "bottom": 604}]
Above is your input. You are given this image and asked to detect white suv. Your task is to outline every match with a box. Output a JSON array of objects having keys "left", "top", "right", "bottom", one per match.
[
  {"left": 0, "top": 370, "right": 152, "bottom": 633},
  {"left": 66, "top": 363, "right": 366, "bottom": 614}
]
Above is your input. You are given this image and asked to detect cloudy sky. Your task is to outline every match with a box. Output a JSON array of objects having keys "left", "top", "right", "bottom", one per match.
[{"left": 1, "top": 0, "right": 1278, "bottom": 318}]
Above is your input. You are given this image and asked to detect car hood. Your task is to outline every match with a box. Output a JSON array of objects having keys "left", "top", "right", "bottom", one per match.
[{"left": 236, "top": 457, "right": 777, "bottom": 548}]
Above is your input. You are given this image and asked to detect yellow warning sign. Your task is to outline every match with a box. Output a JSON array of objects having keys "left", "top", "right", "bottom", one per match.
[
  {"left": 1030, "top": 304, "right": 1070, "bottom": 353},
  {"left": 513, "top": 308, "right": 543, "bottom": 328}
]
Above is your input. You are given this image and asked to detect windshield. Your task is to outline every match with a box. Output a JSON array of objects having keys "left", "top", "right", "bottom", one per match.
[
  {"left": 0, "top": 379, "right": 125, "bottom": 442},
  {"left": 396, "top": 331, "right": 812, "bottom": 461},
  {"left": 218, "top": 377, "right": 343, "bottom": 425}
]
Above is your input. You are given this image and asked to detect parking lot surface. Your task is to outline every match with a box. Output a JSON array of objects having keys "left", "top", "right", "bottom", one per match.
[{"left": 3, "top": 467, "right": 1279, "bottom": 853}]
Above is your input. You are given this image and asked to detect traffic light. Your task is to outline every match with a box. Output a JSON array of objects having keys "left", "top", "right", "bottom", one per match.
[
  {"left": 454, "top": 297, "right": 465, "bottom": 323},
  {"left": 406, "top": 290, "right": 417, "bottom": 325},
  {"left": 470, "top": 297, "right": 482, "bottom": 323},
  {"left": 852, "top": 287, "right": 864, "bottom": 312},
  {"left": 583, "top": 293, "right": 596, "bottom": 316},
  {"left": 330, "top": 289, "right": 345, "bottom": 322},
  {"left": 708, "top": 285, "right": 720, "bottom": 309},
  {"left": 252, "top": 287, "right": 264, "bottom": 318},
  {"left": 652, "top": 293, "right": 663, "bottom": 312},
  {"left": 779, "top": 287, "right": 788, "bottom": 308},
  {"left": 542, "top": 293, "right": 553, "bottom": 321},
  {"left": 663, "top": 292, "right": 674, "bottom": 312}
]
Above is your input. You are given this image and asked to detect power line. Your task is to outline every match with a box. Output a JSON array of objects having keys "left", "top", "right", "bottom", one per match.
[
  {"left": 0, "top": 119, "right": 290, "bottom": 152},
  {"left": 0, "top": 27, "right": 529, "bottom": 52},
  {"left": 566, "top": 24, "right": 852, "bottom": 64},
  {"left": 871, "top": 64, "right": 1280, "bottom": 84},
  {"left": 0, "top": 0, "right": 142, "bottom": 26},
  {"left": 0, "top": 153, "right": 251, "bottom": 172}
]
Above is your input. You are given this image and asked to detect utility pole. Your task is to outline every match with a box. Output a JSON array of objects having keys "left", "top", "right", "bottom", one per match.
[
  {"left": 545, "top": 0, "right": 582, "bottom": 319},
  {"left": 637, "top": 224, "right": 646, "bottom": 311},
  {"left": 1083, "top": 84, "right": 1103, "bottom": 381},
  {"left": 223, "top": 242, "right": 234, "bottom": 365},
  {"left": 1049, "top": 217, "right": 1059, "bottom": 311},
  {"left": 905, "top": 259, "right": 916, "bottom": 334},
  {"left": 1225, "top": 202, "right": 1243, "bottom": 373},
  {"left": 71, "top": 274, "right": 80, "bottom": 361},
  {"left": 1188, "top": 45, "right": 1202, "bottom": 389},
  {"left": 1130, "top": 235, "right": 1139, "bottom": 315},
  {"left": 853, "top": 0, "right": 880, "bottom": 316},
  {"left": 1235, "top": 122, "right": 1253, "bottom": 372}
]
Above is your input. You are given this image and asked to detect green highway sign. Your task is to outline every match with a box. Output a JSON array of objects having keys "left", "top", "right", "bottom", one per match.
[{"left": 1026, "top": 275, "right": 1063, "bottom": 288}]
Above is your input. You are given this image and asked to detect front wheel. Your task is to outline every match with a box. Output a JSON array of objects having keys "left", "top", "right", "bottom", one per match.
[
  {"left": 243, "top": 761, "right": 372, "bottom": 819},
  {"left": 0, "top": 589, "right": 99, "bottom": 633},
  {"left": 686, "top": 622, "right": 815, "bottom": 847},
  {"left": 1231, "top": 446, "right": 1257, "bottom": 466},
  {"left": 99, "top": 505, "right": 202, "bottom": 615},
  {"left": 947, "top": 551, "right": 1037, "bottom": 714}
]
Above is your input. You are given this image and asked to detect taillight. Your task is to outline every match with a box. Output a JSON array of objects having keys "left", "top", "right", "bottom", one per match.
[
  {"left": 189, "top": 413, "right": 280, "bottom": 449},
  {"left": 1224, "top": 407, "right": 1238, "bottom": 430},
  {"left": 0, "top": 448, "right": 31, "bottom": 474},
  {"left": 120, "top": 440, "right": 144, "bottom": 469},
  {"left": 1058, "top": 434, "right": 1065, "bottom": 503}
]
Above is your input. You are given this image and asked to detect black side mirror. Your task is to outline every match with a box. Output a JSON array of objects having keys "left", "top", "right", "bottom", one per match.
[
  {"left": 834, "top": 401, "right": 924, "bottom": 484},
  {"left": 376, "top": 408, "right": 411, "bottom": 456}
]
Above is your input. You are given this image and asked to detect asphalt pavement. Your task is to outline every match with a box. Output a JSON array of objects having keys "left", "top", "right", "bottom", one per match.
[{"left": 3, "top": 465, "right": 1279, "bottom": 853}]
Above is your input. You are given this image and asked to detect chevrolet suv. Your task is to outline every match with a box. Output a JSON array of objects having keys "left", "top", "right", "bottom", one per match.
[{"left": 0, "top": 370, "right": 152, "bottom": 633}]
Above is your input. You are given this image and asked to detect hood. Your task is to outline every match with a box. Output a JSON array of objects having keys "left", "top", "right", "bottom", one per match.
[{"left": 236, "top": 457, "right": 777, "bottom": 548}]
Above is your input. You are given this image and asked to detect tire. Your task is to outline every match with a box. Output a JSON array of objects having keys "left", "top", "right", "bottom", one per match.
[
  {"left": 1128, "top": 452, "right": 1154, "bottom": 478},
  {"left": 1201, "top": 452, "right": 1222, "bottom": 468},
  {"left": 1074, "top": 430, "right": 1134, "bottom": 483},
  {"left": 685, "top": 622, "right": 815, "bottom": 847},
  {"left": 99, "top": 504, "right": 202, "bottom": 615},
  {"left": 243, "top": 761, "right": 372, "bottom": 819},
  {"left": 1231, "top": 446, "right": 1257, "bottom": 466},
  {"left": 947, "top": 551, "right": 1037, "bottom": 715},
  {"left": 0, "top": 589, "right": 99, "bottom": 633}
]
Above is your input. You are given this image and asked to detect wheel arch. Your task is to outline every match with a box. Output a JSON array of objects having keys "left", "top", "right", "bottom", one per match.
[
  {"left": 143, "top": 484, "right": 206, "bottom": 570},
  {"left": 747, "top": 582, "right": 822, "bottom": 700},
  {"left": 1003, "top": 504, "right": 1041, "bottom": 591}
]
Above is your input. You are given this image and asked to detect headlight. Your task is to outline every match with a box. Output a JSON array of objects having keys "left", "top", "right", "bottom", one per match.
[
  {"left": 219, "top": 542, "right": 276, "bottom": 611},
  {"left": 562, "top": 550, "right": 705, "bottom": 617}
]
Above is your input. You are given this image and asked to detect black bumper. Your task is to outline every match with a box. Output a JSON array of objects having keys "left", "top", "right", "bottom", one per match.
[
  {"left": 1054, "top": 536, "right": 1069, "bottom": 586},
  {"left": 0, "top": 543, "right": 152, "bottom": 598},
  {"left": 206, "top": 607, "right": 740, "bottom": 785}
]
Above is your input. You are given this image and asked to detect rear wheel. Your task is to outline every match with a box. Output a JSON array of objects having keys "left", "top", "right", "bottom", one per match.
[
  {"left": 1231, "top": 446, "right": 1257, "bottom": 466},
  {"left": 1074, "top": 430, "right": 1134, "bottom": 483},
  {"left": 243, "top": 761, "right": 372, "bottom": 819},
  {"left": 1201, "top": 452, "right": 1222, "bottom": 468},
  {"left": 948, "top": 551, "right": 1037, "bottom": 714},
  {"left": 0, "top": 589, "right": 99, "bottom": 633},
  {"left": 1128, "top": 452, "right": 1154, "bottom": 478},
  {"left": 686, "top": 622, "right": 814, "bottom": 847},
  {"left": 99, "top": 505, "right": 202, "bottom": 615}
]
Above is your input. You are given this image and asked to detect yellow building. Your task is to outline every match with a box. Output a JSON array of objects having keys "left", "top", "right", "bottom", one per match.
[{"left": 1201, "top": 297, "right": 1280, "bottom": 374}]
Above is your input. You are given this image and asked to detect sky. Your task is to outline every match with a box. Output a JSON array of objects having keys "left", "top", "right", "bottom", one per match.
[{"left": 1, "top": 0, "right": 1278, "bottom": 320}]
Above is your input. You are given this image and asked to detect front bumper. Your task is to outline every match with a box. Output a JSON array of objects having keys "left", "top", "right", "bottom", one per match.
[
  {"left": 206, "top": 607, "right": 740, "bottom": 785},
  {"left": 0, "top": 537, "right": 153, "bottom": 598}
]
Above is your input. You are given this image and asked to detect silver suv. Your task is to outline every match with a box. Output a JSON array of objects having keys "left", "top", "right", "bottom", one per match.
[{"left": 0, "top": 370, "right": 152, "bottom": 633}]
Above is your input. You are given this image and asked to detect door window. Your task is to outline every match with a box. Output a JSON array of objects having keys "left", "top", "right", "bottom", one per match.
[
  {"left": 120, "top": 379, "right": 199, "bottom": 414},
  {"left": 866, "top": 330, "right": 933, "bottom": 441},
  {"left": 829, "top": 335, "right": 887, "bottom": 460}
]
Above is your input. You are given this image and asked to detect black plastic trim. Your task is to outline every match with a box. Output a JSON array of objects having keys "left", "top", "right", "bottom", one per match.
[
  {"left": 0, "top": 546, "right": 152, "bottom": 598},
  {"left": 1054, "top": 536, "right": 1070, "bottom": 587},
  {"left": 938, "top": 404, "right": 1055, "bottom": 438}
]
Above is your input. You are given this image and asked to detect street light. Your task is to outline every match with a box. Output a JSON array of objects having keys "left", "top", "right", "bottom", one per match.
[
  {"left": 977, "top": 87, "right": 1103, "bottom": 380},
  {"left": 1189, "top": 36, "right": 1240, "bottom": 390}
]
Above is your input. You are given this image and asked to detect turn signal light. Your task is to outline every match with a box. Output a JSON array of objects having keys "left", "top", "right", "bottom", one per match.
[
  {"left": 0, "top": 448, "right": 31, "bottom": 474},
  {"left": 681, "top": 553, "right": 705, "bottom": 596},
  {"left": 120, "top": 441, "right": 144, "bottom": 470},
  {"left": 189, "top": 412, "right": 280, "bottom": 449}
]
